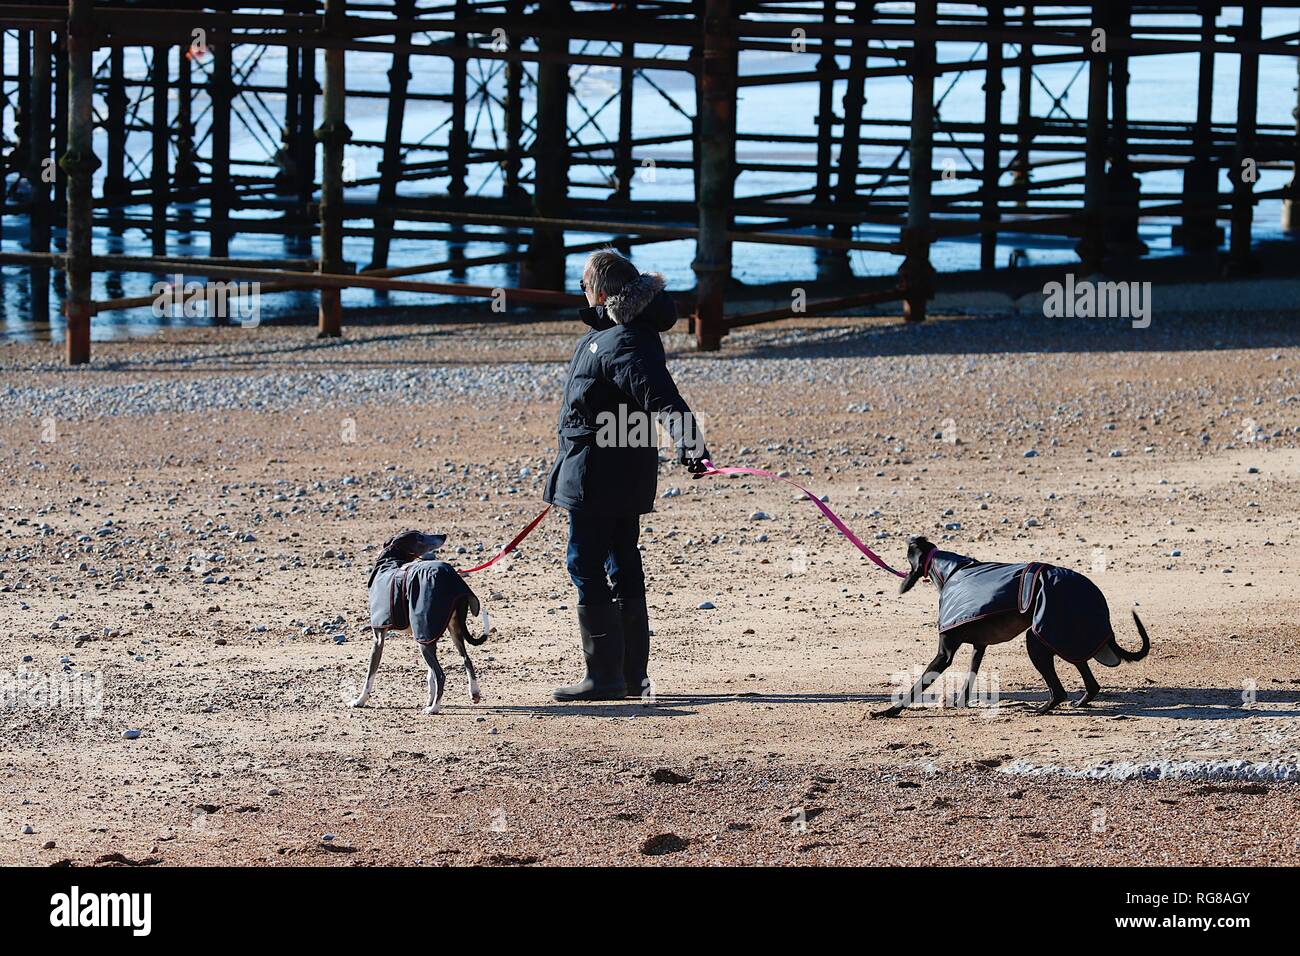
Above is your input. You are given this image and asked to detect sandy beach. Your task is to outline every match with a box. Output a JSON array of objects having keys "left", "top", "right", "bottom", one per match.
[{"left": 1, "top": 309, "right": 1297, "bottom": 865}]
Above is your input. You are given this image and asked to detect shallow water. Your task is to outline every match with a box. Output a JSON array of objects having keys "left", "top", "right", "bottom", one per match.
[{"left": 1, "top": 6, "right": 1294, "bottom": 341}]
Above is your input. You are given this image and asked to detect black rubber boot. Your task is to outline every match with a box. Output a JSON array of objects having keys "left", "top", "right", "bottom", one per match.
[
  {"left": 553, "top": 602, "right": 626, "bottom": 702},
  {"left": 619, "top": 595, "right": 651, "bottom": 698}
]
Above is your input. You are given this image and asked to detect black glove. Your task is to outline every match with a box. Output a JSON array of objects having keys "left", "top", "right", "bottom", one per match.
[{"left": 681, "top": 446, "right": 712, "bottom": 478}]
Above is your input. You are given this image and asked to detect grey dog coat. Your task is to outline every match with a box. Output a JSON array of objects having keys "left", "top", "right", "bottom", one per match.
[
  {"left": 927, "top": 550, "right": 1114, "bottom": 663},
  {"left": 367, "top": 530, "right": 481, "bottom": 645},
  {"left": 368, "top": 559, "right": 480, "bottom": 645}
]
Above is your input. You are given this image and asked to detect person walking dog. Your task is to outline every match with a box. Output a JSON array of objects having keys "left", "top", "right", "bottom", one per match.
[{"left": 544, "top": 250, "right": 710, "bottom": 701}]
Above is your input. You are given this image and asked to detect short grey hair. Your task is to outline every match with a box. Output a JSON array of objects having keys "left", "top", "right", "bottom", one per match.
[{"left": 583, "top": 249, "right": 640, "bottom": 300}]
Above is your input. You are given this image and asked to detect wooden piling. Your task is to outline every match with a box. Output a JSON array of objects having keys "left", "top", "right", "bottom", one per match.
[
  {"left": 1105, "top": 1, "right": 1145, "bottom": 256},
  {"left": 53, "top": 29, "right": 67, "bottom": 215},
  {"left": 1175, "top": 2, "right": 1220, "bottom": 250},
  {"left": 1229, "top": 0, "right": 1261, "bottom": 272},
  {"left": 29, "top": 29, "right": 51, "bottom": 325},
  {"left": 1076, "top": 3, "right": 1109, "bottom": 273},
  {"left": 63, "top": 0, "right": 97, "bottom": 365},
  {"left": 210, "top": 35, "right": 233, "bottom": 257},
  {"left": 503, "top": 0, "right": 525, "bottom": 203},
  {"left": 813, "top": 0, "right": 837, "bottom": 206},
  {"left": 900, "top": 0, "right": 935, "bottom": 323},
  {"left": 16, "top": 28, "right": 30, "bottom": 163},
  {"left": 104, "top": 45, "right": 127, "bottom": 197},
  {"left": 692, "top": 0, "right": 736, "bottom": 350},
  {"left": 614, "top": 0, "right": 636, "bottom": 206},
  {"left": 825, "top": 0, "right": 869, "bottom": 281},
  {"left": 151, "top": 45, "right": 169, "bottom": 256},
  {"left": 176, "top": 40, "right": 199, "bottom": 188},
  {"left": 296, "top": 33, "right": 317, "bottom": 217},
  {"left": 521, "top": 0, "right": 570, "bottom": 292},
  {"left": 1011, "top": 6, "right": 1032, "bottom": 203},
  {"left": 1285, "top": 42, "right": 1300, "bottom": 234},
  {"left": 368, "top": 0, "right": 414, "bottom": 270},
  {"left": 316, "top": 0, "right": 351, "bottom": 336},
  {"left": 448, "top": 0, "right": 469, "bottom": 201},
  {"left": 979, "top": 4, "right": 1003, "bottom": 271}
]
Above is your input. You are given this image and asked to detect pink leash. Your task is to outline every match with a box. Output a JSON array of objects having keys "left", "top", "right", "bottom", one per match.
[
  {"left": 696, "top": 460, "right": 907, "bottom": 578},
  {"left": 459, "top": 505, "right": 552, "bottom": 574}
]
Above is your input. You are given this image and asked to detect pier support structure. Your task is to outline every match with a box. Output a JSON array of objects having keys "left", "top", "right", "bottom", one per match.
[{"left": 0, "top": 1, "right": 1295, "bottom": 363}]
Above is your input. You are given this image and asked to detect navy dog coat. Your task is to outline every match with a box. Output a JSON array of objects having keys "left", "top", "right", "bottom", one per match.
[
  {"left": 927, "top": 550, "right": 1114, "bottom": 663},
  {"left": 366, "top": 531, "right": 479, "bottom": 646}
]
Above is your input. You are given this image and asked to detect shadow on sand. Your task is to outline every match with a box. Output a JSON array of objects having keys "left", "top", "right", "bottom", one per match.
[{"left": 461, "top": 687, "right": 1300, "bottom": 720}]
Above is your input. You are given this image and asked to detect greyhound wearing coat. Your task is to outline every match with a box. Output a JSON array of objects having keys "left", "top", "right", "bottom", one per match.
[
  {"left": 351, "top": 530, "right": 485, "bottom": 714},
  {"left": 874, "top": 535, "right": 1150, "bottom": 718}
]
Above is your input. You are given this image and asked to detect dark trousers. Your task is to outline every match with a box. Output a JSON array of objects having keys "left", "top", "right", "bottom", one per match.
[{"left": 566, "top": 510, "right": 645, "bottom": 607}]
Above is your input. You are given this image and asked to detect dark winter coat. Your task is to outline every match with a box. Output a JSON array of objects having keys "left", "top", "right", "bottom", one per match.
[
  {"left": 928, "top": 550, "right": 1114, "bottom": 663},
  {"left": 543, "top": 273, "right": 704, "bottom": 516}
]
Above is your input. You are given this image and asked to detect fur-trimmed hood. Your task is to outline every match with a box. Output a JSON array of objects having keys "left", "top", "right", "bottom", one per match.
[
  {"left": 578, "top": 272, "right": 677, "bottom": 333},
  {"left": 606, "top": 272, "right": 666, "bottom": 324}
]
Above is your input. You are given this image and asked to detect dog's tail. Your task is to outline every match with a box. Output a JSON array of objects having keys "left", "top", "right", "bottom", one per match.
[
  {"left": 1113, "top": 610, "right": 1151, "bottom": 663},
  {"left": 462, "top": 590, "right": 488, "bottom": 646}
]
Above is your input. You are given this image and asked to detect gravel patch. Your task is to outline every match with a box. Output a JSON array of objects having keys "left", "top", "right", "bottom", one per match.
[{"left": 1000, "top": 758, "right": 1300, "bottom": 783}]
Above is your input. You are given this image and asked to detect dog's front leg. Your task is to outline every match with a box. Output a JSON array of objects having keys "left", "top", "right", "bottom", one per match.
[
  {"left": 350, "top": 628, "right": 386, "bottom": 707},
  {"left": 872, "top": 635, "right": 958, "bottom": 718},
  {"left": 420, "top": 642, "right": 445, "bottom": 714},
  {"left": 955, "top": 645, "right": 987, "bottom": 707}
]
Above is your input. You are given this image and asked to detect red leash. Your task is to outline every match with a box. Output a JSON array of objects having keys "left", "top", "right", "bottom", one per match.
[
  {"left": 696, "top": 460, "right": 907, "bottom": 577},
  {"left": 459, "top": 505, "right": 552, "bottom": 573}
]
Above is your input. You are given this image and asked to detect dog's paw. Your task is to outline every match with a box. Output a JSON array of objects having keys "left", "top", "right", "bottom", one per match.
[
  {"left": 470, "top": 693, "right": 482, "bottom": 704},
  {"left": 423, "top": 704, "right": 442, "bottom": 715},
  {"left": 349, "top": 697, "right": 368, "bottom": 709}
]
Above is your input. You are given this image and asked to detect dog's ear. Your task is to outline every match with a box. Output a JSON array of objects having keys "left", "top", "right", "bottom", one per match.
[
  {"left": 417, "top": 533, "right": 447, "bottom": 558},
  {"left": 899, "top": 563, "right": 925, "bottom": 595},
  {"left": 899, "top": 535, "right": 933, "bottom": 594}
]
